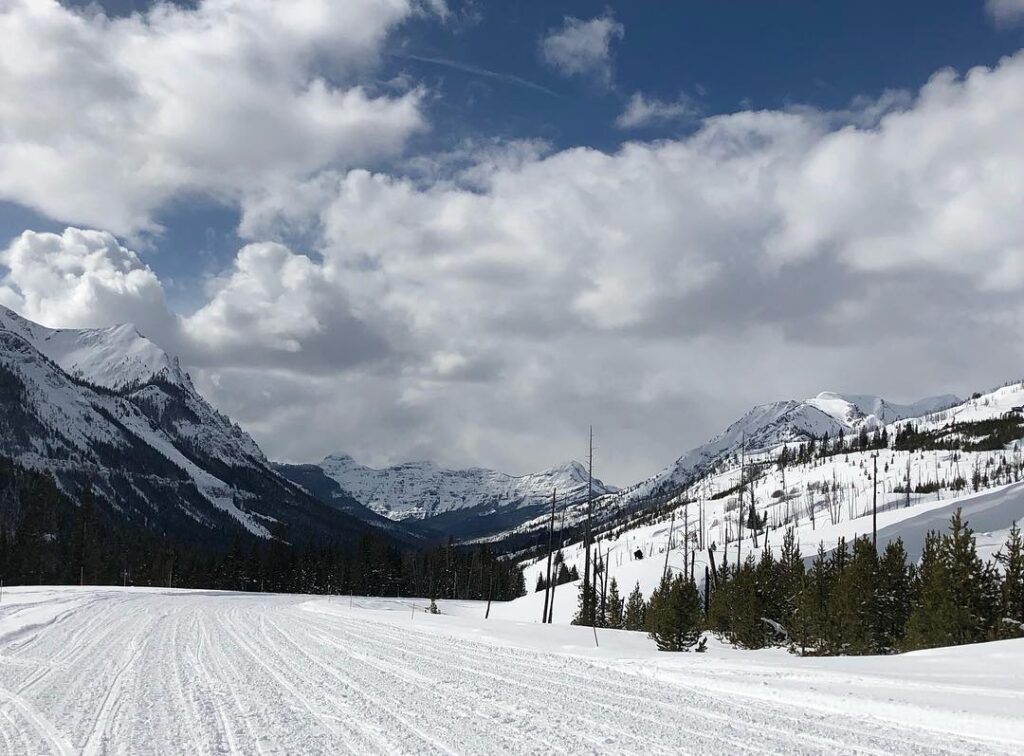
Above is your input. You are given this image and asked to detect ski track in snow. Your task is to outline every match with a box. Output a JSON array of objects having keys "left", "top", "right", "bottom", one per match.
[{"left": 0, "top": 588, "right": 1020, "bottom": 755}]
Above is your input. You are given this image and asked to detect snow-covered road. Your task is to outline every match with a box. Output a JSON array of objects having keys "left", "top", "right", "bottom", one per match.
[{"left": 0, "top": 588, "right": 1021, "bottom": 755}]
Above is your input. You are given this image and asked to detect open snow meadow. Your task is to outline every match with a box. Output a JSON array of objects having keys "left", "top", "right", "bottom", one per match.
[{"left": 0, "top": 587, "right": 1022, "bottom": 755}]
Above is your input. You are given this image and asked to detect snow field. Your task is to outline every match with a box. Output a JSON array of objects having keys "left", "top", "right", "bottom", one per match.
[{"left": 0, "top": 587, "right": 1021, "bottom": 754}]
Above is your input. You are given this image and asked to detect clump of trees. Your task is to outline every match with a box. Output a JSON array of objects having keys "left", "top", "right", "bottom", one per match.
[
  {"left": 0, "top": 457, "right": 526, "bottom": 601},
  {"left": 570, "top": 511, "right": 1024, "bottom": 654}
]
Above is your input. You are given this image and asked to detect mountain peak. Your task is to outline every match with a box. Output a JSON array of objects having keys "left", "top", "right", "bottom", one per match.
[{"left": 0, "top": 306, "right": 185, "bottom": 391}]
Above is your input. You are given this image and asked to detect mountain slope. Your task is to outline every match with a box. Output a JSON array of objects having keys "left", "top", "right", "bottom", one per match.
[
  {"left": 0, "top": 305, "right": 386, "bottom": 546},
  {"left": 616, "top": 391, "right": 962, "bottom": 507},
  {"left": 515, "top": 381, "right": 1024, "bottom": 621}
]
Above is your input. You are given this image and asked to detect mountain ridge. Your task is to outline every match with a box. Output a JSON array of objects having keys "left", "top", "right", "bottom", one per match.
[
  {"left": 300, "top": 454, "right": 617, "bottom": 531},
  {"left": 0, "top": 305, "right": 387, "bottom": 546}
]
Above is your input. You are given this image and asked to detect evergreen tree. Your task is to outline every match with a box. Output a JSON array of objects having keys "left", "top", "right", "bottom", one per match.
[
  {"left": 793, "top": 543, "right": 832, "bottom": 654},
  {"left": 646, "top": 573, "right": 702, "bottom": 651},
  {"left": 876, "top": 538, "right": 912, "bottom": 651},
  {"left": 829, "top": 535, "right": 878, "bottom": 655},
  {"left": 571, "top": 575, "right": 598, "bottom": 626},
  {"left": 996, "top": 522, "right": 1024, "bottom": 637},
  {"left": 605, "top": 577, "right": 624, "bottom": 629},
  {"left": 623, "top": 582, "right": 647, "bottom": 631},
  {"left": 904, "top": 510, "right": 999, "bottom": 650},
  {"left": 776, "top": 527, "right": 804, "bottom": 632}
]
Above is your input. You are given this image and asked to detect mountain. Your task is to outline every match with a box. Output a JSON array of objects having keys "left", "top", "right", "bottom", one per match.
[
  {"left": 278, "top": 454, "right": 618, "bottom": 539},
  {"left": 0, "top": 305, "right": 389, "bottom": 546},
  {"left": 616, "top": 390, "right": 961, "bottom": 506}
]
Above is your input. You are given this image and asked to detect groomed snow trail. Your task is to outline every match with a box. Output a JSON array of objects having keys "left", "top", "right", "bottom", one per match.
[{"left": 0, "top": 589, "right": 1018, "bottom": 755}]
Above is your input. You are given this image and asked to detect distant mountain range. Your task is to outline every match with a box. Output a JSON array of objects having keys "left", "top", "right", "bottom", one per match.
[
  {"left": 276, "top": 455, "right": 617, "bottom": 539},
  {"left": 2, "top": 304, "right": 992, "bottom": 549}
]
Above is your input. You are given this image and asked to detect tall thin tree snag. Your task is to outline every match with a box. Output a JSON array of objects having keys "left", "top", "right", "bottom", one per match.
[
  {"left": 582, "top": 426, "right": 594, "bottom": 626},
  {"left": 662, "top": 510, "right": 676, "bottom": 581},
  {"left": 542, "top": 488, "right": 556, "bottom": 622},
  {"left": 873, "top": 453, "right": 879, "bottom": 551},
  {"left": 548, "top": 494, "right": 567, "bottom": 623},
  {"left": 738, "top": 431, "right": 746, "bottom": 567}
]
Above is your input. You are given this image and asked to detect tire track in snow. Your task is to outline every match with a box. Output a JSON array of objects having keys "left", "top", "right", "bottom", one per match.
[
  {"left": 0, "top": 589, "right": 1020, "bottom": 755},
  {"left": 302, "top": 609, "right": 1010, "bottom": 756}
]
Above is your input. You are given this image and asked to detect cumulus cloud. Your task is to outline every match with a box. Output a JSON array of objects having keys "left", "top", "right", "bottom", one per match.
[
  {"left": 987, "top": 0, "right": 1024, "bottom": 25},
  {"left": 616, "top": 92, "right": 702, "bottom": 129},
  {"left": 0, "top": 228, "right": 175, "bottom": 338},
  {"left": 4, "top": 51, "right": 1024, "bottom": 482},
  {"left": 539, "top": 12, "right": 624, "bottom": 85},
  {"left": 183, "top": 242, "right": 390, "bottom": 371},
  {"left": 0, "top": 0, "right": 427, "bottom": 235},
  {"left": 0, "top": 229, "right": 388, "bottom": 375}
]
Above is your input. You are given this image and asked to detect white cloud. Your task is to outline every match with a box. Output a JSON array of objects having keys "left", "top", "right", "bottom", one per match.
[
  {"left": 616, "top": 92, "right": 701, "bottom": 129},
  {"left": 539, "top": 12, "right": 624, "bottom": 85},
  {"left": 0, "top": 0, "right": 427, "bottom": 236},
  {"left": 0, "top": 228, "right": 174, "bottom": 337},
  {"left": 987, "top": 0, "right": 1024, "bottom": 25},
  {"left": 182, "top": 241, "right": 389, "bottom": 371},
  {"left": 4, "top": 51, "right": 1024, "bottom": 482},
  {"left": 768, "top": 58, "right": 1024, "bottom": 281}
]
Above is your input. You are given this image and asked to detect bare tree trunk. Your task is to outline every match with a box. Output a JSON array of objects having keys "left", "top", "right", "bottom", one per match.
[
  {"left": 583, "top": 426, "right": 594, "bottom": 626},
  {"left": 872, "top": 453, "right": 878, "bottom": 551},
  {"left": 485, "top": 573, "right": 493, "bottom": 619},
  {"left": 738, "top": 432, "right": 745, "bottom": 567},
  {"left": 542, "top": 489, "right": 556, "bottom": 622},
  {"left": 703, "top": 566, "right": 710, "bottom": 614},
  {"left": 662, "top": 511, "right": 675, "bottom": 581}
]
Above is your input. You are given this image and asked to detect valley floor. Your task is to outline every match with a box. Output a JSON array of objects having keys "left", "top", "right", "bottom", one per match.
[{"left": 0, "top": 588, "right": 1022, "bottom": 755}]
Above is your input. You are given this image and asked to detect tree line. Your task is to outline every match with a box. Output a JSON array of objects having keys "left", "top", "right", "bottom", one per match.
[
  {"left": 0, "top": 457, "right": 525, "bottom": 601},
  {"left": 571, "top": 509, "right": 1024, "bottom": 654}
]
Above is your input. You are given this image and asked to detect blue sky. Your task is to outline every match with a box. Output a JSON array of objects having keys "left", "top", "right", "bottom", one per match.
[{"left": 1, "top": 1, "right": 1023, "bottom": 481}]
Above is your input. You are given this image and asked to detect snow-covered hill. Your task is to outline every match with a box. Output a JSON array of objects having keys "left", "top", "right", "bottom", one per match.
[
  {"left": 614, "top": 390, "right": 961, "bottom": 508},
  {"left": 293, "top": 454, "right": 617, "bottom": 537},
  {"left": 0, "top": 305, "right": 381, "bottom": 545},
  {"left": 513, "top": 381, "right": 1024, "bottom": 619}
]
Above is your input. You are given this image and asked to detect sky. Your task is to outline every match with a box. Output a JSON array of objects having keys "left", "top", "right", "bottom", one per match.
[{"left": 1, "top": 0, "right": 1023, "bottom": 485}]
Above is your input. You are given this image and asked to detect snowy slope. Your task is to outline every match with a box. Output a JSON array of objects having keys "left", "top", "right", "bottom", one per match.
[
  {"left": 0, "top": 305, "right": 186, "bottom": 390},
  {"left": 614, "top": 390, "right": 962, "bottom": 508},
  {"left": 0, "top": 306, "right": 378, "bottom": 545},
  {"left": 514, "top": 381, "right": 1024, "bottom": 623},
  {"left": 0, "top": 587, "right": 1020, "bottom": 754},
  {"left": 314, "top": 454, "right": 617, "bottom": 524}
]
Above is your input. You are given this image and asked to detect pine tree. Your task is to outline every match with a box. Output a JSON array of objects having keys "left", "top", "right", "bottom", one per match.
[
  {"left": 605, "top": 577, "right": 624, "bottom": 629},
  {"left": 646, "top": 573, "right": 702, "bottom": 651},
  {"left": 829, "top": 535, "right": 878, "bottom": 655},
  {"left": 777, "top": 527, "right": 804, "bottom": 632},
  {"left": 904, "top": 510, "right": 999, "bottom": 650},
  {"left": 571, "top": 576, "right": 598, "bottom": 626},
  {"left": 794, "top": 543, "right": 832, "bottom": 654},
  {"left": 876, "top": 538, "right": 912, "bottom": 651},
  {"left": 905, "top": 531, "right": 950, "bottom": 650},
  {"left": 623, "top": 582, "right": 647, "bottom": 631},
  {"left": 942, "top": 509, "right": 1000, "bottom": 645},
  {"left": 996, "top": 522, "right": 1024, "bottom": 637}
]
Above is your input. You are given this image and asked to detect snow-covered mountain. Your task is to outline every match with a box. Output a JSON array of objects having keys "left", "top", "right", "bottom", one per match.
[
  {"left": 0, "top": 305, "right": 383, "bottom": 545},
  {"left": 617, "top": 391, "right": 961, "bottom": 506},
  {"left": 516, "top": 381, "right": 1024, "bottom": 618},
  {"left": 288, "top": 454, "right": 617, "bottom": 538}
]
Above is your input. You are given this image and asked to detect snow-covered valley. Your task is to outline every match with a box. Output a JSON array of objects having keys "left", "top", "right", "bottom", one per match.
[{"left": 0, "top": 587, "right": 1021, "bottom": 755}]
